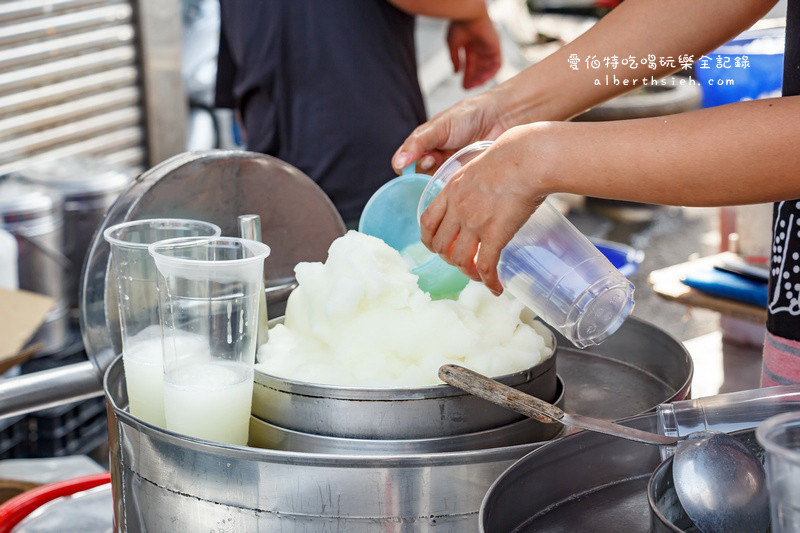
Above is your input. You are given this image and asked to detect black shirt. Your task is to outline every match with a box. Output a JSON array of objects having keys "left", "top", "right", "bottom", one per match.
[
  {"left": 767, "top": 0, "right": 800, "bottom": 340},
  {"left": 216, "top": 0, "right": 427, "bottom": 222}
]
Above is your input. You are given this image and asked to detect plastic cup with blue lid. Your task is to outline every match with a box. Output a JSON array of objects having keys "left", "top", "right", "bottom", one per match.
[
  {"left": 417, "top": 141, "right": 635, "bottom": 348},
  {"left": 359, "top": 164, "right": 469, "bottom": 299}
]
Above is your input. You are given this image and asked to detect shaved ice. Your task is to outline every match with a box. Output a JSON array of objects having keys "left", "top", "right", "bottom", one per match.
[{"left": 256, "top": 231, "right": 553, "bottom": 387}]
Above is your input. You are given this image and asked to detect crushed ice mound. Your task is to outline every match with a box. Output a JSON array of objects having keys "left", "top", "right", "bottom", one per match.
[{"left": 256, "top": 231, "right": 553, "bottom": 387}]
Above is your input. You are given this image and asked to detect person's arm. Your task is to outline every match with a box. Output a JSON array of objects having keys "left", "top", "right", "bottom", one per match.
[
  {"left": 422, "top": 96, "right": 800, "bottom": 294},
  {"left": 389, "top": 0, "right": 501, "bottom": 90},
  {"left": 393, "top": 0, "right": 778, "bottom": 171},
  {"left": 387, "top": 0, "right": 487, "bottom": 21}
]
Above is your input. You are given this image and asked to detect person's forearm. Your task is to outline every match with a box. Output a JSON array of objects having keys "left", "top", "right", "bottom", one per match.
[
  {"left": 494, "top": 0, "right": 776, "bottom": 127},
  {"left": 532, "top": 96, "right": 800, "bottom": 206},
  {"left": 388, "top": 0, "right": 487, "bottom": 21}
]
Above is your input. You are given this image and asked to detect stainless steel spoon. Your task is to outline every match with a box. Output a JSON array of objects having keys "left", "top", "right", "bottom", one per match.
[
  {"left": 439, "top": 364, "right": 770, "bottom": 533},
  {"left": 672, "top": 430, "right": 769, "bottom": 533}
]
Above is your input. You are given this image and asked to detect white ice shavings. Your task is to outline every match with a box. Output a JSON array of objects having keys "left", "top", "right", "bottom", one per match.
[{"left": 256, "top": 231, "right": 553, "bottom": 387}]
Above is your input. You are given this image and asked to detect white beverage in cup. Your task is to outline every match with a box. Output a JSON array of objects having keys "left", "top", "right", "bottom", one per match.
[
  {"left": 123, "top": 326, "right": 210, "bottom": 426},
  {"left": 163, "top": 361, "right": 254, "bottom": 445}
]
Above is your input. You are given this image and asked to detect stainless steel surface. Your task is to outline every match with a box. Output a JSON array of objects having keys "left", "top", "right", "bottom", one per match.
[
  {"left": 105, "top": 355, "right": 551, "bottom": 532},
  {"left": 0, "top": 361, "right": 103, "bottom": 420},
  {"left": 0, "top": 1, "right": 146, "bottom": 175},
  {"left": 481, "top": 414, "right": 666, "bottom": 532},
  {"left": 672, "top": 431, "right": 769, "bottom": 533},
  {"left": 564, "top": 411, "right": 678, "bottom": 445},
  {"left": 134, "top": 0, "right": 186, "bottom": 164},
  {"left": 0, "top": 180, "right": 70, "bottom": 353},
  {"left": 439, "top": 364, "right": 677, "bottom": 446},
  {"left": 479, "top": 412, "right": 762, "bottom": 532},
  {"left": 555, "top": 318, "right": 693, "bottom": 418},
  {"left": 648, "top": 429, "right": 767, "bottom": 533},
  {"left": 105, "top": 317, "right": 690, "bottom": 531},
  {"left": 249, "top": 376, "right": 565, "bottom": 455},
  {"left": 26, "top": 303, "right": 71, "bottom": 356},
  {"left": 237, "top": 214, "right": 262, "bottom": 242},
  {"left": 15, "top": 159, "right": 134, "bottom": 310},
  {"left": 253, "top": 323, "right": 557, "bottom": 439},
  {"left": 81, "top": 150, "right": 346, "bottom": 373},
  {"left": 238, "top": 214, "right": 269, "bottom": 346}
]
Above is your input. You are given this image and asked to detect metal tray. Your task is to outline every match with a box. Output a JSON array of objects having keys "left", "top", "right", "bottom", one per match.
[{"left": 481, "top": 413, "right": 665, "bottom": 532}]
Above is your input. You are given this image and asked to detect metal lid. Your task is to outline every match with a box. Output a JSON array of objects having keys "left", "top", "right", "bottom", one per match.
[
  {"left": 0, "top": 180, "right": 61, "bottom": 223},
  {"left": 79, "top": 150, "right": 346, "bottom": 373},
  {"left": 12, "top": 157, "right": 134, "bottom": 196}
]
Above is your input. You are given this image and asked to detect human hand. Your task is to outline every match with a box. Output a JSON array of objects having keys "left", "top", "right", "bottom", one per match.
[
  {"left": 447, "top": 13, "right": 502, "bottom": 90},
  {"left": 419, "top": 124, "right": 552, "bottom": 295},
  {"left": 392, "top": 91, "right": 509, "bottom": 173}
]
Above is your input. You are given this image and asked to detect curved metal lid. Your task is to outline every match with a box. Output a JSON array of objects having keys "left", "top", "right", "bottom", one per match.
[
  {"left": 0, "top": 180, "right": 61, "bottom": 222},
  {"left": 80, "top": 150, "right": 345, "bottom": 372},
  {"left": 13, "top": 157, "right": 134, "bottom": 196}
]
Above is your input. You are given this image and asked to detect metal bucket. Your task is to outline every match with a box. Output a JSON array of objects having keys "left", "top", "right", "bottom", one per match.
[
  {"left": 15, "top": 158, "right": 134, "bottom": 310},
  {"left": 105, "top": 355, "right": 553, "bottom": 531},
  {"left": 252, "top": 321, "right": 557, "bottom": 439},
  {"left": 0, "top": 180, "right": 69, "bottom": 354}
]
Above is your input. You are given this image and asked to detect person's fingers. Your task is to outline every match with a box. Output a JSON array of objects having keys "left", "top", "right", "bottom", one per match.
[
  {"left": 430, "top": 210, "right": 460, "bottom": 257},
  {"left": 392, "top": 121, "right": 450, "bottom": 172},
  {"left": 463, "top": 49, "right": 478, "bottom": 89},
  {"left": 419, "top": 195, "right": 446, "bottom": 249},
  {"left": 475, "top": 240, "right": 503, "bottom": 295},
  {"left": 418, "top": 149, "right": 455, "bottom": 173},
  {"left": 449, "top": 231, "right": 480, "bottom": 281},
  {"left": 448, "top": 40, "right": 462, "bottom": 73}
]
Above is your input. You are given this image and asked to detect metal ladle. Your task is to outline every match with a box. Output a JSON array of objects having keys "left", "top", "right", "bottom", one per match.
[{"left": 439, "top": 364, "right": 769, "bottom": 533}]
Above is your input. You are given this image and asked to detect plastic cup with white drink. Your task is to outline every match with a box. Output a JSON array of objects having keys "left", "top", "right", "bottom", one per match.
[
  {"left": 103, "top": 219, "right": 221, "bottom": 427},
  {"left": 149, "top": 236, "right": 270, "bottom": 445}
]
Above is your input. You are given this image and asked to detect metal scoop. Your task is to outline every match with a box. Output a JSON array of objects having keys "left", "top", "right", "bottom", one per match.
[
  {"left": 438, "top": 364, "right": 676, "bottom": 445},
  {"left": 439, "top": 364, "right": 769, "bottom": 533}
]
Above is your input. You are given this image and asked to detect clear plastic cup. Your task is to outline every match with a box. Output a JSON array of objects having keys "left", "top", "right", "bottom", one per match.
[
  {"left": 757, "top": 412, "right": 800, "bottom": 532},
  {"left": 359, "top": 165, "right": 469, "bottom": 299},
  {"left": 149, "top": 237, "right": 271, "bottom": 445},
  {"left": 103, "top": 219, "right": 221, "bottom": 426},
  {"left": 658, "top": 385, "right": 800, "bottom": 439},
  {"left": 418, "top": 141, "right": 635, "bottom": 348}
]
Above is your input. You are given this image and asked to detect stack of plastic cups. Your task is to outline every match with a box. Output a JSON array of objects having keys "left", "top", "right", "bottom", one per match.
[
  {"left": 103, "top": 219, "right": 221, "bottom": 427},
  {"left": 149, "top": 237, "right": 270, "bottom": 445},
  {"left": 418, "top": 141, "right": 635, "bottom": 348},
  {"left": 757, "top": 412, "right": 800, "bottom": 532}
]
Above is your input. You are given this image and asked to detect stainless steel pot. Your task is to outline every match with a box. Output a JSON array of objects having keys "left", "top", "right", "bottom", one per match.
[
  {"left": 105, "top": 355, "right": 556, "bottom": 532},
  {"left": 252, "top": 322, "right": 557, "bottom": 439},
  {"left": 15, "top": 158, "right": 134, "bottom": 310},
  {"left": 0, "top": 180, "right": 69, "bottom": 354},
  {"left": 249, "top": 376, "right": 565, "bottom": 454}
]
